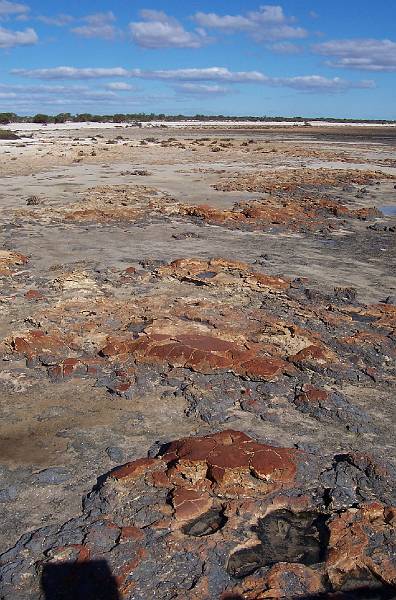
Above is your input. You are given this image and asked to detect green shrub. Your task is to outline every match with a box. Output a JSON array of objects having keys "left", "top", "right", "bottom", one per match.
[{"left": 0, "top": 129, "right": 19, "bottom": 140}]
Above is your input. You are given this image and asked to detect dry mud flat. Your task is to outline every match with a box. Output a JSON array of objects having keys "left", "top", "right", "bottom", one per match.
[{"left": 0, "top": 125, "right": 395, "bottom": 599}]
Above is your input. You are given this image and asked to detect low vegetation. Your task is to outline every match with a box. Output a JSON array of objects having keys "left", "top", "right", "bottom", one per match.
[{"left": 0, "top": 128, "right": 18, "bottom": 140}]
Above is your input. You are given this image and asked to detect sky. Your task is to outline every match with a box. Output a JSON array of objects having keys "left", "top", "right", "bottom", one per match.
[{"left": 0, "top": 0, "right": 395, "bottom": 118}]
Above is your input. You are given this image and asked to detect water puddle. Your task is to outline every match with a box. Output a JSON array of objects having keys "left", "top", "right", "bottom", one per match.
[{"left": 380, "top": 205, "right": 396, "bottom": 216}]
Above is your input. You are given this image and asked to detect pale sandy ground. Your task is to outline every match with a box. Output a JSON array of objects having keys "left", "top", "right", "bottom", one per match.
[
  {"left": 1, "top": 124, "right": 395, "bottom": 300},
  {"left": 3, "top": 120, "right": 396, "bottom": 133}
]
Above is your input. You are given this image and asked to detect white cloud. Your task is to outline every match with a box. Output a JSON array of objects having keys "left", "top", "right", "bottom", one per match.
[
  {"left": 81, "top": 90, "right": 117, "bottom": 99},
  {"left": 136, "top": 67, "right": 267, "bottom": 83},
  {"left": 82, "top": 11, "right": 116, "bottom": 26},
  {"left": 0, "top": 0, "right": 29, "bottom": 18},
  {"left": 105, "top": 82, "right": 135, "bottom": 91},
  {"left": 71, "top": 11, "right": 119, "bottom": 40},
  {"left": 71, "top": 23, "right": 117, "bottom": 40},
  {"left": 0, "top": 82, "right": 124, "bottom": 108},
  {"left": 12, "top": 66, "right": 130, "bottom": 79},
  {"left": 313, "top": 38, "right": 396, "bottom": 72},
  {"left": 270, "top": 42, "right": 302, "bottom": 54},
  {"left": 192, "top": 13, "right": 250, "bottom": 31},
  {"left": 174, "top": 83, "right": 231, "bottom": 95},
  {"left": 193, "top": 5, "right": 307, "bottom": 41},
  {"left": 11, "top": 65, "right": 374, "bottom": 94},
  {"left": 0, "top": 25, "right": 37, "bottom": 47},
  {"left": 130, "top": 10, "right": 209, "bottom": 48},
  {"left": 37, "top": 14, "right": 74, "bottom": 27},
  {"left": 11, "top": 66, "right": 267, "bottom": 83},
  {"left": 267, "top": 75, "right": 375, "bottom": 92},
  {"left": 0, "top": 83, "right": 91, "bottom": 95},
  {"left": 0, "top": 82, "right": 174, "bottom": 113}
]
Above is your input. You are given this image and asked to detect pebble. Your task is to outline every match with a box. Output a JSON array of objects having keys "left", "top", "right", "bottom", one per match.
[
  {"left": 34, "top": 467, "right": 71, "bottom": 485},
  {"left": 105, "top": 446, "right": 124, "bottom": 463},
  {"left": 0, "top": 486, "right": 18, "bottom": 503}
]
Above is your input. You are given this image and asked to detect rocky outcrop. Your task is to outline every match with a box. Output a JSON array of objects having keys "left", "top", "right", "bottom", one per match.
[
  {"left": 1, "top": 430, "right": 395, "bottom": 599},
  {"left": 0, "top": 250, "right": 28, "bottom": 276},
  {"left": 16, "top": 171, "right": 394, "bottom": 234},
  {"left": 213, "top": 168, "right": 394, "bottom": 193},
  {"left": 2, "top": 256, "right": 394, "bottom": 430}
]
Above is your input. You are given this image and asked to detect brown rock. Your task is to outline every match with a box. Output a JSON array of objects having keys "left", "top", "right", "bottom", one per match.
[
  {"left": 111, "top": 457, "right": 160, "bottom": 482},
  {"left": 327, "top": 503, "right": 396, "bottom": 588},
  {"left": 224, "top": 563, "right": 324, "bottom": 599},
  {"left": 172, "top": 488, "right": 213, "bottom": 521},
  {"left": 24, "top": 289, "right": 44, "bottom": 300},
  {"left": 163, "top": 430, "right": 301, "bottom": 497}
]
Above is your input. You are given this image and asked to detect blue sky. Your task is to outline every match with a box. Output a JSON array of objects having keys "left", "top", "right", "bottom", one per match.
[{"left": 0, "top": 0, "right": 395, "bottom": 118}]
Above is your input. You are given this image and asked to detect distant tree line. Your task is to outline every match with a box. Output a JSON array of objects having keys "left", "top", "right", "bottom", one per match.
[{"left": 0, "top": 112, "right": 395, "bottom": 125}]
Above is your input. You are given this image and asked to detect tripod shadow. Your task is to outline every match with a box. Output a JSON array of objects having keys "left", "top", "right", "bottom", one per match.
[{"left": 41, "top": 560, "right": 120, "bottom": 600}]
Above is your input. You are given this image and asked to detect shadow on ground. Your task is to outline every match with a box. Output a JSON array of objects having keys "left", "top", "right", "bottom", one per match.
[{"left": 41, "top": 560, "right": 120, "bottom": 600}]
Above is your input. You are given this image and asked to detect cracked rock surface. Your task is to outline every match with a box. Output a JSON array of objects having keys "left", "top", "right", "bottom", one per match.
[
  {"left": 0, "top": 124, "right": 395, "bottom": 598},
  {"left": 1, "top": 430, "right": 396, "bottom": 599}
]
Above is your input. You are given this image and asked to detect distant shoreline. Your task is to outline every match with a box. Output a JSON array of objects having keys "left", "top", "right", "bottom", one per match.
[{"left": 3, "top": 120, "right": 396, "bottom": 132}]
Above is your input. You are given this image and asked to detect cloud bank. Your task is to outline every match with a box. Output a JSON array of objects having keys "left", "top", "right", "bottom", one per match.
[
  {"left": 193, "top": 5, "right": 307, "bottom": 41},
  {"left": 71, "top": 12, "right": 119, "bottom": 41},
  {"left": 11, "top": 65, "right": 374, "bottom": 92},
  {"left": 130, "top": 10, "right": 209, "bottom": 48},
  {"left": 0, "top": 0, "right": 29, "bottom": 18},
  {"left": 0, "top": 25, "right": 37, "bottom": 47},
  {"left": 313, "top": 38, "right": 396, "bottom": 72}
]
